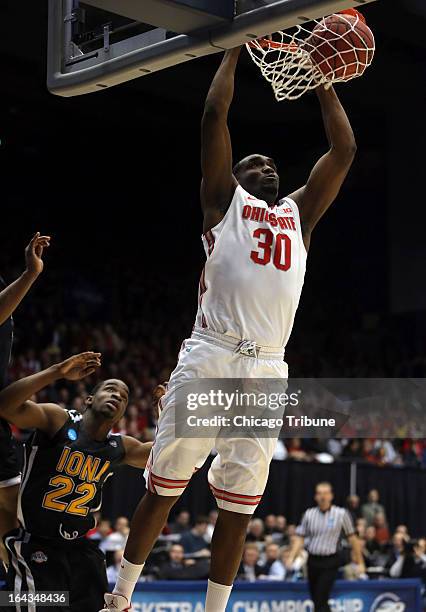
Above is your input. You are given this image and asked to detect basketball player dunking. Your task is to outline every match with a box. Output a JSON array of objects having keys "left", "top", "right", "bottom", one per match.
[{"left": 103, "top": 46, "right": 356, "bottom": 612}]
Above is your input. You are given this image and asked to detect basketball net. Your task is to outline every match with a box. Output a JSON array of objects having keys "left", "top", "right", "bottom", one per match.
[{"left": 246, "top": 10, "right": 375, "bottom": 101}]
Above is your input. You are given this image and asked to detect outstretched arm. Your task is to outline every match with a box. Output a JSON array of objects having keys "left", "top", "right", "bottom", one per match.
[
  {"left": 201, "top": 48, "right": 242, "bottom": 234},
  {"left": 286, "top": 535, "right": 305, "bottom": 569},
  {"left": 0, "top": 233, "right": 50, "bottom": 326},
  {"left": 289, "top": 86, "right": 356, "bottom": 249},
  {"left": 122, "top": 436, "right": 153, "bottom": 469},
  {"left": 0, "top": 352, "right": 101, "bottom": 434}
]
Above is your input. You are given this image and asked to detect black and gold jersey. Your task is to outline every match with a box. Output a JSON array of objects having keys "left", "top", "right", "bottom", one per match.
[{"left": 18, "top": 410, "right": 125, "bottom": 541}]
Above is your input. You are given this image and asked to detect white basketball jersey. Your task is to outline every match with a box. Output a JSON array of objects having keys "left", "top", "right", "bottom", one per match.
[{"left": 195, "top": 184, "right": 307, "bottom": 348}]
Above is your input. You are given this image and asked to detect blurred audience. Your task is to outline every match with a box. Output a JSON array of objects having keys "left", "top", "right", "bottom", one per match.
[
  {"left": 158, "top": 544, "right": 209, "bottom": 580},
  {"left": 100, "top": 516, "right": 130, "bottom": 554},
  {"left": 180, "top": 516, "right": 211, "bottom": 557},
  {"left": 95, "top": 487, "right": 425, "bottom": 586},
  {"left": 362, "top": 489, "right": 387, "bottom": 526},
  {"left": 170, "top": 510, "right": 191, "bottom": 535},
  {"left": 237, "top": 544, "right": 263, "bottom": 582}
]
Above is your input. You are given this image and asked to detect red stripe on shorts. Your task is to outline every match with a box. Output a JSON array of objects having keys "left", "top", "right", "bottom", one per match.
[
  {"left": 210, "top": 484, "right": 263, "bottom": 501},
  {"left": 151, "top": 472, "right": 190, "bottom": 486},
  {"left": 211, "top": 489, "right": 261, "bottom": 506}
]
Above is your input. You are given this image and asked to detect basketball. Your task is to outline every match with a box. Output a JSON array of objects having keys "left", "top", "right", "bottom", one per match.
[{"left": 309, "top": 11, "right": 375, "bottom": 80}]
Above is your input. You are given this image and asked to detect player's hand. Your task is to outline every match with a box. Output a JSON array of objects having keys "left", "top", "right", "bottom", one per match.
[
  {"left": 57, "top": 352, "right": 102, "bottom": 381},
  {"left": 25, "top": 232, "right": 51, "bottom": 278},
  {"left": 152, "top": 382, "right": 168, "bottom": 420}
]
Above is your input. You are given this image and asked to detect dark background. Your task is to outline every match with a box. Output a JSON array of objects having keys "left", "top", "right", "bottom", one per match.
[{"left": 1, "top": 0, "right": 426, "bottom": 530}]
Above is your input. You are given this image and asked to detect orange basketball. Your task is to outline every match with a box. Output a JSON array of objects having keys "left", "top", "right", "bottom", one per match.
[{"left": 309, "top": 11, "right": 374, "bottom": 81}]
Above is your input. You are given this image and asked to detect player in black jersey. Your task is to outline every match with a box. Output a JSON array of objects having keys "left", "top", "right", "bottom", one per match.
[
  {"left": 0, "top": 352, "right": 153, "bottom": 612},
  {"left": 0, "top": 232, "right": 50, "bottom": 565}
]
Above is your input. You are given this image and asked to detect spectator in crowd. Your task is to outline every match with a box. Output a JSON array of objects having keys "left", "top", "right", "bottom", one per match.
[
  {"left": 258, "top": 543, "right": 281, "bottom": 580},
  {"left": 343, "top": 540, "right": 369, "bottom": 581},
  {"left": 100, "top": 516, "right": 130, "bottom": 554},
  {"left": 205, "top": 509, "right": 218, "bottom": 544},
  {"left": 346, "top": 495, "right": 361, "bottom": 524},
  {"left": 246, "top": 518, "right": 266, "bottom": 544},
  {"left": 107, "top": 550, "right": 128, "bottom": 584},
  {"left": 286, "top": 438, "right": 310, "bottom": 461},
  {"left": 395, "top": 524, "right": 410, "bottom": 539},
  {"left": 170, "top": 510, "right": 191, "bottom": 535},
  {"left": 373, "top": 439, "right": 398, "bottom": 465},
  {"left": 237, "top": 544, "right": 263, "bottom": 582},
  {"left": 355, "top": 518, "right": 367, "bottom": 539},
  {"left": 87, "top": 517, "right": 112, "bottom": 544},
  {"left": 373, "top": 513, "right": 390, "bottom": 545},
  {"left": 282, "top": 543, "right": 308, "bottom": 580},
  {"left": 386, "top": 532, "right": 407, "bottom": 575},
  {"left": 417, "top": 538, "right": 426, "bottom": 563},
  {"left": 341, "top": 439, "right": 364, "bottom": 461},
  {"left": 180, "top": 516, "right": 210, "bottom": 557},
  {"left": 271, "top": 515, "right": 289, "bottom": 546},
  {"left": 158, "top": 544, "right": 209, "bottom": 580},
  {"left": 365, "top": 526, "right": 381, "bottom": 557},
  {"left": 401, "top": 440, "right": 422, "bottom": 467},
  {"left": 362, "top": 489, "right": 386, "bottom": 526},
  {"left": 388, "top": 539, "right": 426, "bottom": 580},
  {"left": 264, "top": 515, "right": 277, "bottom": 536}
]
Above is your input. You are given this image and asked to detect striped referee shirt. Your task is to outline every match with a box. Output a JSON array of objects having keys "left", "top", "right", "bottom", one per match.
[{"left": 296, "top": 505, "right": 355, "bottom": 556}]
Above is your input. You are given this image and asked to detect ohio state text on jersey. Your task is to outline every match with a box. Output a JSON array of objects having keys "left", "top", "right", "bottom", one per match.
[{"left": 196, "top": 184, "right": 307, "bottom": 348}]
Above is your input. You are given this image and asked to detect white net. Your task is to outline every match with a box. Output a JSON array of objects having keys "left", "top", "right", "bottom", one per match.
[{"left": 246, "top": 11, "right": 375, "bottom": 101}]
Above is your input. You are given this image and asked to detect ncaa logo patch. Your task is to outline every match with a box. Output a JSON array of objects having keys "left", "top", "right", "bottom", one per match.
[
  {"left": 67, "top": 428, "right": 77, "bottom": 441},
  {"left": 31, "top": 551, "right": 48, "bottom": 564}
]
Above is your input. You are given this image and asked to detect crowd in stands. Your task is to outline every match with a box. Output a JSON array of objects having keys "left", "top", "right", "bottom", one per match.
[
  {"left": 5, "top": 273, "right": 426, "bottom": 468},
  {"left": 2, "top": 257, "right": 426, "bottom": 588},
  {"left": 87, "top": 489, "right": 426, "bottom": 584}
]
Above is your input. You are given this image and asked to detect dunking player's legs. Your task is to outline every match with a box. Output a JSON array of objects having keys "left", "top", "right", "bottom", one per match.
[
  {"left": 111, "top": 493, "right": 178, "bottom": 607},
  {"left": 206, "top": 510, "right": 252, "bottom": 610},
  {"left": 111, "top": 494, "right": 251, "bottom": 612},
  {"left": 209, "top": 510, "right": 251, "bottom": 583},
  {"left": 125, "top": 492, "right": 178, "bottom": 563}
]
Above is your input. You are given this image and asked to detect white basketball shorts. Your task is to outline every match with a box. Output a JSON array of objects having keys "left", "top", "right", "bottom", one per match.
[{"left": 144, "top": 327, "right": 288, "bottom": 514}]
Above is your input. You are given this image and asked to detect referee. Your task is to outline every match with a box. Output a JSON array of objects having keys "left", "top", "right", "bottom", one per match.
[{"left": 287, "top": 482, "right": 365, "bottom": 612}]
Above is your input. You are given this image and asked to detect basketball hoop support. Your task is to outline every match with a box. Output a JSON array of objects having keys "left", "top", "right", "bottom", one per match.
[{"left": 47, "top": 0, "right": 378, "bottom": 97}]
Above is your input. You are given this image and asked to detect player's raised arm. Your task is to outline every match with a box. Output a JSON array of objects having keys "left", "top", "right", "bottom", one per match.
[
  {"left": 289, "top": 85, "right": 357, "bottom": 248},
  {"left": 201, "top": 48, "right": 241, "bottom": 233},
  {"left": 0, "top": 352, "right": 101, "bottom": 433},
  {"left": 122, "top": 436, "right": 153, "bottom": 469},
  {"left": 0, "top": 232, "right": 50, "bottom": 326}
]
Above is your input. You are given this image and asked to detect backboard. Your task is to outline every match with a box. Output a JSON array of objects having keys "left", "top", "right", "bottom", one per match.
[{"left": 48, "top": 0, "right": 378, "bottom": 97}]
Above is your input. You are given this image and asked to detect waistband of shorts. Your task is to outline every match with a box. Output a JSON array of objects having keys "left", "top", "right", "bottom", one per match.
[
  {"left": 7, "top": 527, "right": 92, "bottom": 549},
  {"left": 192, "top": 327, "right": 285, "bottom": 361}
]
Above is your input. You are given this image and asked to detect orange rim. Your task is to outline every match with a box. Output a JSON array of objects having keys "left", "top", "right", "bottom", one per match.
[{"left": 248, "top": 38, "right": 299, "bottom": 51}]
